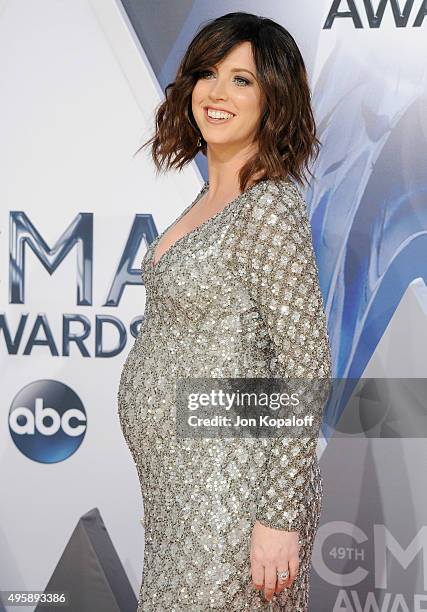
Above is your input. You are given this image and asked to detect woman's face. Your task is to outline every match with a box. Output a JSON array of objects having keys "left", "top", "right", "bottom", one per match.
[{"left": 191, "top": 41, "right": 265, "bottom": 152}]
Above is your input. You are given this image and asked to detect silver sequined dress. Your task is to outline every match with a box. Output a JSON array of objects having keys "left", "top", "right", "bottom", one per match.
[{"left": 117, "top": 178, "right": 332, "bottom": 611}]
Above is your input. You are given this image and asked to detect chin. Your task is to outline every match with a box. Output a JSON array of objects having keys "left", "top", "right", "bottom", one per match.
[{"left": 203, "top": 139, "right": 234, "bottom": 147}]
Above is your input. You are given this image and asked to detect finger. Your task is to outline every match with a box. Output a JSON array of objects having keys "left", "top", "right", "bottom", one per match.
[
  {"left": 263, "top": 563, "right": 277, "bottom": 601},
  {"left": 274, "top": 566, "right": 289, "bottom": 594},
  {"left": 250, "top": 560, "right": 264, "bottom": 591},
  {"left": 288, "top": 557, "right": 299, "bottom": 587}
]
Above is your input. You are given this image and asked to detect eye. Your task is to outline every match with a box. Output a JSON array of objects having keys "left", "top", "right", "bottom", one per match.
[
  {"left": 198, "top": 70, "right": 251, "bottom": 86},
  {"left": 234, "top": 76, "right": 250, "bottom": 86}
]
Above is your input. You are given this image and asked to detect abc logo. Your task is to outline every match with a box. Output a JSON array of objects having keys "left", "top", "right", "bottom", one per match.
[{"left": 9, "top": 380, "right": 87, "bottom": 463}]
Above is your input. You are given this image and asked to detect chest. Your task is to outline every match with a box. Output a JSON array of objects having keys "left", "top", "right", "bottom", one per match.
[
  {"left": 151, "top": 192, "right": 244, "bottom": 269},
  {"left": 142, "top": 204, "right": 252, "bottom": 322}
]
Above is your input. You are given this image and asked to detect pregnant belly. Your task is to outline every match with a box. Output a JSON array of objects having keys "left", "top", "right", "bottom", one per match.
[
  {"left": 117, "top": 315, "right": 273, "bottom": 454},
  {"left": 118, "top": 333, "right": 174, "bottom": 442}
]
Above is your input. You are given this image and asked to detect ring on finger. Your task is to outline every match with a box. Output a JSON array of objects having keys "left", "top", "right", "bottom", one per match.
[{"left": 277, "top": 568, "right": 290, "bottom": 582}]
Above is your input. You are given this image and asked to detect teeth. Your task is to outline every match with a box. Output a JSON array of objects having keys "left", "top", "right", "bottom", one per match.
[{"left": 207, "top": 108, "right": 233, "bottom": 120}]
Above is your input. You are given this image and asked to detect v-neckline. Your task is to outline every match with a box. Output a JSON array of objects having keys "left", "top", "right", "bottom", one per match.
[{"left": 150, "top": 179, "right": 262, "bottom": 273}]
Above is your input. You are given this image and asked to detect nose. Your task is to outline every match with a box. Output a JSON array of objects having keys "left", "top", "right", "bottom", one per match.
[{"left": 208, "top": 75, "right": 228, "bottom": 99}]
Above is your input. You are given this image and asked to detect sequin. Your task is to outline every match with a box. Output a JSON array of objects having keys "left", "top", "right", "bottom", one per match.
[{"left": 117, "top": 178, "right": 332, "bottom": 611}]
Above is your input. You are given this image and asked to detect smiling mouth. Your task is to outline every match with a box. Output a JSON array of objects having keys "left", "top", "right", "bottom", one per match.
[{"left": 203, "top": 107, "right": 235, "bottom": 123}]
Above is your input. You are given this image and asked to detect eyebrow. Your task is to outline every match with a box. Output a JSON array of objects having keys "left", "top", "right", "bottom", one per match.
[
  {"left": 211, "top": 66, "right": 257, "bottom": 80},
  {"left": 230, "top": 68, "right": 256, "bottom": 79}
]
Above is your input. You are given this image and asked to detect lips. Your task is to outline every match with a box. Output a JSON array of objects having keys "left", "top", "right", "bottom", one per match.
[
  {"left": 203, "top": 107, "right": 236, "bottom": 124},
  {"left": 203, "top": 106, "right": 235, "bottom": 115}
]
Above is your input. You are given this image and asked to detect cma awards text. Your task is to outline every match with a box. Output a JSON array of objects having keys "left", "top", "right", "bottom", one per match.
[
  {"left": 1, "top": 210, "right": 150, "bottom": 357},
  {"left": 0, "top": 313, "right": 143, "bottom": 357},
  {"left": 324, "top": 0, "right": 427, "bottom": 29}
]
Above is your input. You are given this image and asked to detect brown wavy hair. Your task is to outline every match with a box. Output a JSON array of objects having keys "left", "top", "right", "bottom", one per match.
[{"left": 136, "top": 11, "right": 320, "bottom": 192}]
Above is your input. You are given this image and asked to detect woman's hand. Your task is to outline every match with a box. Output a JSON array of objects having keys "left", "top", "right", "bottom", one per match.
[{"left": 250, "top": 520, "right": 300, "bottom": 602}]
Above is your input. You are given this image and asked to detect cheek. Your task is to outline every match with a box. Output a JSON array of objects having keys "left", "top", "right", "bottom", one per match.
[
  {"left": 238, "top": 92, "right": 263, "bottom": 120},
  {"left": 192, "top": 81, "right": 206, "bottom": 105}
]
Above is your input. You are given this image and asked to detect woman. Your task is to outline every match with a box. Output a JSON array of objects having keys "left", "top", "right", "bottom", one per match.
[{"left": 118, "top": 11, "right": 332, "bottom": 611}]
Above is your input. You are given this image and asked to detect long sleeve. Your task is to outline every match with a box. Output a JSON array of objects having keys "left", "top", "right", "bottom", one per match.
[{"left": 239, "top": 179, "right": 332, "bottom": 532}]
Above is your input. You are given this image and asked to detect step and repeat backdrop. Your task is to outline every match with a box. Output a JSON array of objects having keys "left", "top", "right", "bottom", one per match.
[{"left": 1, "top": 1, "right": 426, "bottom": 610}]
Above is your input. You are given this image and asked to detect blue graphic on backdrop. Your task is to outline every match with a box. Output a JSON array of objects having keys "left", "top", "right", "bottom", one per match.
[
  {"left": 9, "top": 380, "right": 87, "bottom": 463},
  {"left": 310, "top": 58, "right": 427, "bottom": 430}
]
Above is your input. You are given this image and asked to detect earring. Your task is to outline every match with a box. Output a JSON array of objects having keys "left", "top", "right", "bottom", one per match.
[{"left": 197, "top": 136, "right": 202, "bottom": 148}]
